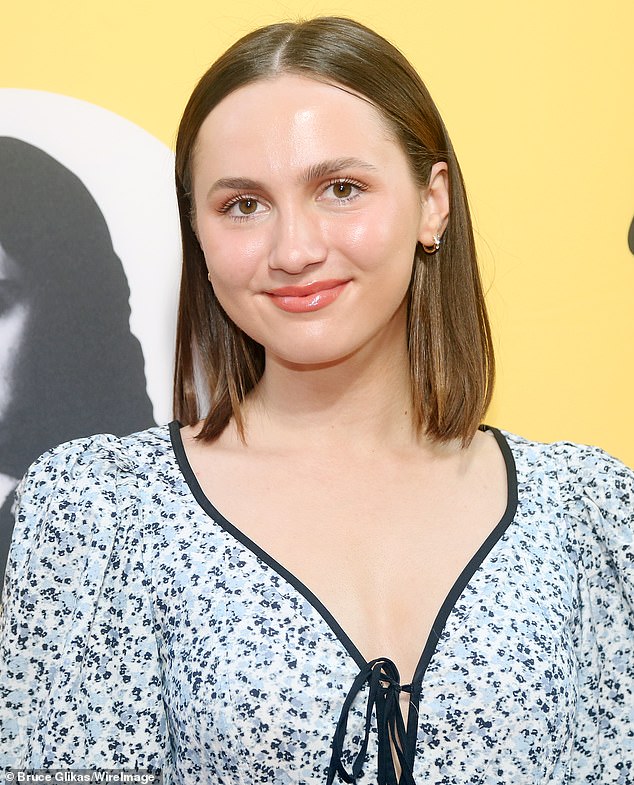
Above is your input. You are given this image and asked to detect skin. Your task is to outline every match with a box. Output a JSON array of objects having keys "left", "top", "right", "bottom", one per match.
[
  {"left": 182, "top": 76, "right": 507, "bottom": 699},
  {"left": 192, "top": 76, "right": 440, "bottom": 371}
]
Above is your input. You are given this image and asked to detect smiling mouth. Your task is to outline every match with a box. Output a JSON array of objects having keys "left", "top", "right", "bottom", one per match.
[{"left": 265, "top": 279, "right": 350, "bottom": 313}]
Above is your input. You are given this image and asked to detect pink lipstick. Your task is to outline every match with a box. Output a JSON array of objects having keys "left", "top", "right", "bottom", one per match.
[{"left": 265, "top": 279, "right": 349, "bottom": 313}]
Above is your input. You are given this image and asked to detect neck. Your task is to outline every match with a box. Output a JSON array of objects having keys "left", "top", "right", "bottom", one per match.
[{"left": 242, "top": 324, "right": 420, "bottom": 453}]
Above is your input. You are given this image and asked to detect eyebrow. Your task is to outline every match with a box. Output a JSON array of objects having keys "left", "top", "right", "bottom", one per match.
[
  {"left": 301, "top": 157, "right": 378, "bottom": 183},
  {"left": 206, "top": 157, "right": 378, "bottom": 197}
]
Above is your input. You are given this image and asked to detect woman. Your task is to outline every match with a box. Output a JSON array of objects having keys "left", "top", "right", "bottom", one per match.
[
  {"left": 0, "top": 138, "right": 155, "bottom": 593},
  {"left": 1, "top": 18, "right": 632, "bottom": 784}
]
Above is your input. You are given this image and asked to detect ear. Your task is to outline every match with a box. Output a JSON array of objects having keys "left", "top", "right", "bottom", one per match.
[{"left": 418, "top": 162, "right": 450, "bottom": 249}]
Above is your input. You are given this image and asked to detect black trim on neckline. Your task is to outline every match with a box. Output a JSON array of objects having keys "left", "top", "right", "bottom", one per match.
[
  {"left": 168, "top": 420, "right": 367, "bottom": 669},
  {"left": 410, "top": 425, "right": 518, "bottom": 686},
  {"left": 402, "top": 424, "right": 518, "bottom": 770},
  {"left": 168, "top": 419, "right": 519, "bottom": 769}
]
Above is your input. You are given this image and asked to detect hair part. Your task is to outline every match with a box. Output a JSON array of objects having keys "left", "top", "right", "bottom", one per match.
[{"left": 173, "top": 16, "right": 495, "bottom": 446}]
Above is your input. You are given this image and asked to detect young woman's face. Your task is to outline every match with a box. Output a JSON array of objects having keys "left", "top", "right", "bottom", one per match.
[{"left": 191, "top": 74, "right": 439, "bottom": 367}]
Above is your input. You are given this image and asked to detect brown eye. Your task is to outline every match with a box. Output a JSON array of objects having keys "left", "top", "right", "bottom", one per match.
[
  {"left": 333, "top": 182, "right": 353, "bottom": 199},
  {"left": 239, "top": 198, "right": 258, "bottom": 214}
]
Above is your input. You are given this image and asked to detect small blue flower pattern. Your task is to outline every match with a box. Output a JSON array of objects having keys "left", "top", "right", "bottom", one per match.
[{"left": 0, "top": 423, "right": 632, "bottom": 783}]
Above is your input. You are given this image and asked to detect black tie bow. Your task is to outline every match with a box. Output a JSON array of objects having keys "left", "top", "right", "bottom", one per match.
[{"left": 327, "top": 657, "right": 417, "bottom": 785}]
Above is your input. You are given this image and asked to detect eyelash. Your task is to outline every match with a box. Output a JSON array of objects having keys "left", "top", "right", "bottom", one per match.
[
  {"left": 218, "top": 194, "right": 261, "bottom": 222},
  {"left": 324, "top": 177, "right": 367, "bottom": 203},
  {"left": 217, "top": 177, "right": 368, "bottom": 222}
]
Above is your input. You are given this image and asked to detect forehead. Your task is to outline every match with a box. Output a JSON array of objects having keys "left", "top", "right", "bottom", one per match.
[{"left": 191, "top": 75, "right": 401, "bottom": 181}]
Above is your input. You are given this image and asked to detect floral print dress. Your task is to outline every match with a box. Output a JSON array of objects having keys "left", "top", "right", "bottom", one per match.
[{"left": 1, "top": 423, "right": 632, "bottom": 783}]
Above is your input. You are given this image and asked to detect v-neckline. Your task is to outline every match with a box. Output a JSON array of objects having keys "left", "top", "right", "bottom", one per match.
[{"left": 168, "top": 420, "right": 518, "bottom": 686}]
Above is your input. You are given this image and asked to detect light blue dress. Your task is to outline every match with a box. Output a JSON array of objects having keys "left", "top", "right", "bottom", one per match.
[{"left": 0, "top": 423, "right": 632, "bottom": 783}]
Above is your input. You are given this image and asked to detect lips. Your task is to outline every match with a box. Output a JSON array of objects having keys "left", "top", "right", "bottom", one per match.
[{"left": 265, "top": 279, "right": 350, "bottom": 313}]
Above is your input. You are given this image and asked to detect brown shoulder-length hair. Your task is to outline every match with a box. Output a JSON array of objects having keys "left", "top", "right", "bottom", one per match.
[{"left": 173, "top": 16, "right": 494, "bottom": 445}]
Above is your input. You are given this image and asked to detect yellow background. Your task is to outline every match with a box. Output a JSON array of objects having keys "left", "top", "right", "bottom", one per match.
[{"left": 2, "top": 0, "right": 633, "bottom": 463}]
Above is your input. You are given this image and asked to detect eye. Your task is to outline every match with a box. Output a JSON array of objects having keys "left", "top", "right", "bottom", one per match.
[
  {"left": 236, "top": 198, "right": 258, "bottom": 215},
  {"left": 321, "top": 178, "right": 367, "bottom": 204},
  {"left": 219, "top": 195, "right": 267, "bottom": 220},
  {"left": 332, "top": 182, "right": 353, "bottom": 199}
]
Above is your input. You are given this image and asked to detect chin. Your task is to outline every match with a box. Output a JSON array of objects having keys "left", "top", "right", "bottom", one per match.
[
  {"left": 275, "top": 356, "right": 351, "bottom": 372},
  {"left": 266, "top": 340, "right": 364, "bottom": 370}
]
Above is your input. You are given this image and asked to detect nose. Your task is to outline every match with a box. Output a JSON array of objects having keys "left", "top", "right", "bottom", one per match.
[{"left": 269, "top": 204, "right": 327, "bottom": 274}]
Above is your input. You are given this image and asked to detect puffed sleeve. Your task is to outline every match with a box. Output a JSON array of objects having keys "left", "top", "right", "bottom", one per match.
[
  {"left": 558, "top": 443, "right": 634, "bottom": 781},
  {"left": 0, "top": 436, "right": 171, "bottom": 775}
]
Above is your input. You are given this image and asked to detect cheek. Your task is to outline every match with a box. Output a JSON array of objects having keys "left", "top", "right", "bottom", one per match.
[
  {"left": 332, "top": 215, "right": 418, "bottom": 280},
  {"left": 338, "top": 222, "right": 371, "bottom": 251},
  {"left": 330, "top": 197, "right": 421, "bottom": 266},
  {"left": 201, "top": 233, "right": 267, "bottom": 291}
]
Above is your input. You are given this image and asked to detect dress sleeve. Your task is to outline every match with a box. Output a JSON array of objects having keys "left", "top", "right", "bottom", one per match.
[
  {"left": 559, "top": 444, "right": 634, "bottom": 781},
  {"left": 0, "top": 437, "right": 171, "bottom": 775}
]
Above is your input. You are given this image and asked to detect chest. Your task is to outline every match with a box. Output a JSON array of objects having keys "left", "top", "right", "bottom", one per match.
[
  {"left": 152, "top": 479, "right": 579, "bottom": 784},
  {"left": 185, "top": 445, "right": 509, "bottom": 682}
]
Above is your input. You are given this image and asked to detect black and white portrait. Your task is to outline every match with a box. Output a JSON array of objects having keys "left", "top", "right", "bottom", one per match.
[{"left": 0, "top": 92, "right": 180, "bottom": 592}]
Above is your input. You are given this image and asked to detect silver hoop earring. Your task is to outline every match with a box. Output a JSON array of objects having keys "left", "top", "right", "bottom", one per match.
[{"left": 423, "top": 233, "right": 442, "bottom": 254}]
